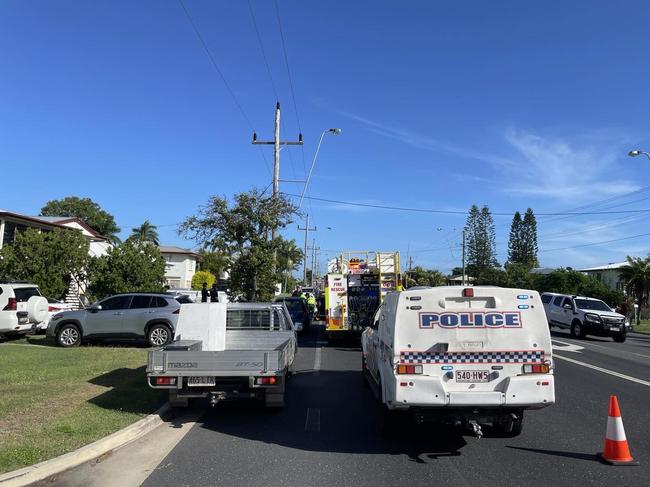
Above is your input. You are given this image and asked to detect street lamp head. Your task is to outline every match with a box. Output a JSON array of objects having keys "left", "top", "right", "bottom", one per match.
[
  {"left": 628, "top": 150, "right": 641, "bottom": 157},
  {"left": 328, "top": 128, "right": 342, "bottom": 135}
]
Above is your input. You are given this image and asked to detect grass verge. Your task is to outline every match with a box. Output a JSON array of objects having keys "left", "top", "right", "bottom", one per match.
[
  {"left": 632, "top": 320, "right": 650, "bottom": 334},
  {"left": 0, "top": 334, "right": 164, "bottom": 474}
]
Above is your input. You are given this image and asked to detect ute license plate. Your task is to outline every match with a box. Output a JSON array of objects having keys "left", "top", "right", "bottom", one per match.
[
  {"left": 187, "top": 376, "right": 215, "bottom": 387},
  {"left": 455, "top": 370, "right": 489, "bottom": 383},
  {"left": 610, "top": 327, "right": 620, "bottom": 332}
]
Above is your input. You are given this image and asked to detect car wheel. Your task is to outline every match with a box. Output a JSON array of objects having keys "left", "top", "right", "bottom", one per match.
[
  {"left": 570, "top": 320, "right": 584, "bottom": 339},
  {"left": 57, "top": 324, "right": 81, "bottom": 347},
  {"left": 613, "top": 333, "right": 626, "bottom": 343},
  {"left": 147, "top": 324, "right": 172, "bottom": 347}
]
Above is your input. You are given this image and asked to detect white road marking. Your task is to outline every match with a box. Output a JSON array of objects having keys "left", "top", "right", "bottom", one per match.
[
  {"left": 554, "top": 354, "right": 650, "bottom": 387},
  {"left": 551, "top": 340, "right": 584, "bottom": 353},
  {"left": 304, "top": 408, "right": 321, "bottom": 432},
  {"left": 314, "top": 347, "right": 322, "bottom": 376},
  {"left": 562, "top": 338, "right": 650, "bottom": 359}
]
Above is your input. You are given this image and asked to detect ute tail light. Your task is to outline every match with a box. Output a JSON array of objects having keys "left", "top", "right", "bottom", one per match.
[
  {"left": 48, "top": 306, "right": 61, "bottom": 312},
  {"left": 155, "top": 377, "right": 176, "bottom": 386},
  {"left": 397, "top": 364, "right": 423, "bottom": 375},
  {"left": 522, "top": 363, "right": 550, "bottom": 374},
  {"left": 3, "top": 298, "right": 17, "bottom": 311},
  {"left": 255, "top": 376, "right": 278, "bottom": 385}
]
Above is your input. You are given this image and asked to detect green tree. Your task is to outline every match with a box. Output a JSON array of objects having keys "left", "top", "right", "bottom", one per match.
[
  {"left": 191, "top": 270, "right": 216, "bottom": 290},
  {"left": 41, "top": 196, "right": 121, "bottom": 242},
  {"left": 507, "top": 209, "right": 539, "bottom": 268},
  {"left": 179, "top": 188, "right": 298, "bottom": 301},
  {"left": 521, "top": 208, "right": 539, "bottom": 267},
  {"left": 507, "top": 211, "right": 523, "bottom": 265},
  {"left": 465, "top": 205, "right": 498, "bottom": 277},
  {"left": 0, "top": 228, "right": 89, "bottom": 299},
  {"left": 88, "top": 241, "right": 166, "bottom": 299},
  {"left": 128, "top": 220, "right": 159, "bottom": 245},
  {"left": 406, "top": 267, "right": 446, "bottom": 287},
  {"left": 620, "top": 256, "right": 650, "bottom": 324},
  {"left": 198, "top": 250, "right": 230, "bottom": 278}
]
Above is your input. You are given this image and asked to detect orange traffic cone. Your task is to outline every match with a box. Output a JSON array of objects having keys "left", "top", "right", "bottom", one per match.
[{"left": 598, "top": 395, "right": 639, "bottom": 466}]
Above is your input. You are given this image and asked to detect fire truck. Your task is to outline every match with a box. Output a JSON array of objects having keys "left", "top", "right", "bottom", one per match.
[{"left": 324, "top": 251, "right": 400, "bottom": 340}]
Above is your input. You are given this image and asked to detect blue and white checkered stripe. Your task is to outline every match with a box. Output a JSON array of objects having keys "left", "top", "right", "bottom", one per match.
[{"left": 400, "top": 350, "right": 544, "bottom": 364}]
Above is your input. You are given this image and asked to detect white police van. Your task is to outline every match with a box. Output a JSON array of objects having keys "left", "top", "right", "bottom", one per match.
[{"left": 361, "top": 286, "right": 555, "bottom": 437}]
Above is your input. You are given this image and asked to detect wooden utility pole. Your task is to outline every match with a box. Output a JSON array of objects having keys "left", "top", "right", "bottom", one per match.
[
  {"left": 298, "top": 213, "right": 316, "bottom": 284},
  {"left": 252, "top": 102, "right": 303, "bottom": 240}
]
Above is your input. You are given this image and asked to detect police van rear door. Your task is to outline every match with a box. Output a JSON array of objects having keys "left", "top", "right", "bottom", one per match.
[{"left": 396, "top": 286, "right": 552, "bottom": 394}]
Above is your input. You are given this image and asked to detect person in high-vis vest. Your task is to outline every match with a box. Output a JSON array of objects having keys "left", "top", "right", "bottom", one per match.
[{"left": 305, "top": 292, "right": 316, "bottom": 317}]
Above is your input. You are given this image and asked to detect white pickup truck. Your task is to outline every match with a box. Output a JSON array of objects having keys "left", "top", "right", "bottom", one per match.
[
  {"left": 362, "top": 286, "right": 555, "bottom": 437},
  {"left": 541, "top": 292, "right": 630, "bottom": 342},
  {"left": 147, "top": 302, "right": 297, "bottom": 408}
]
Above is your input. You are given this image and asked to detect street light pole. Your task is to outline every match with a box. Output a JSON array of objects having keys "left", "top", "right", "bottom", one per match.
[
  {"left": 628, "top": 149, "right": 650, "bottom": 161},
  {"left": 299, "top": 128, "right": 342, "bottom": 208}
]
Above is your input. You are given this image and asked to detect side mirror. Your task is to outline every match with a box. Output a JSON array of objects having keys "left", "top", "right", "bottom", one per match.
[
  {"left": 89, "top": 305, "right": 102, "bottom": 313},
  {"left": 562, "top": 303, "right": 572, "bottom": 310}
]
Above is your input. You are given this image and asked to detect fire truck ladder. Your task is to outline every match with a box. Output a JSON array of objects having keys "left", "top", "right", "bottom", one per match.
[{"left": 377, "top": 252, "right": 400, "bottom": 299}]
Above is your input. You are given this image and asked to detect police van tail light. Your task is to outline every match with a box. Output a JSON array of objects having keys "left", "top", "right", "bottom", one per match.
[
  {"left": 397, "top": 364, "right": 423, "bottom": 375},
  {"left": 522, "top": 363, "right": 550, "bottom": 374}
]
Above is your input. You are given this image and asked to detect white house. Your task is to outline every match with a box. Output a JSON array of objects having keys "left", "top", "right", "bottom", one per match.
[
  {"left": 0, "top": 209, "right": 114, "bottom": 306},
  {"left": 579, "top": 262, "right": 628, "bottom": 292},
  {"left": 0, "top": 210, "right": 111, "bottom": 256},
  {"left": 158, "top": 246, "right": 201, "bottom": 290}
]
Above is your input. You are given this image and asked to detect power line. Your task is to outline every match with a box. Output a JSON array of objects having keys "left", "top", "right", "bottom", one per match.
[
  {"left": 177, "top": 0, "right": 271, "bottom": 176},
  {"left": 247, "top": 0, "right": 279, "bottom": 101},
  {"left": 273, "top": 0, "right": 308, "bottom": 177},
  {"left": 283, "top": 193, "right": 650, "bottom": 216},
  {"left": 273, "top": 0, "right": 302, "bottom": 136},
  {"left": 539, "top": 231, "right": 650, "bottom": 253}
]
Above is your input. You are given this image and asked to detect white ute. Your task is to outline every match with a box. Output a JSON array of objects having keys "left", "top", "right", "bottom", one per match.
[{"left": 362, "top": 286, "right": 555, "bottom": 437}]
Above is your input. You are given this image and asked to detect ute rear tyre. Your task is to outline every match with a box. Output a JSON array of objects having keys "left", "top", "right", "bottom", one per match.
[
  {"left": 57, "top": 323, "right": 81, "bottom": 347},
  {"left": 148, "top": 324, "right": 172, "bottom": 347},
  {"left": 570, "top": 321, "right": 585, "bottom": 339}
]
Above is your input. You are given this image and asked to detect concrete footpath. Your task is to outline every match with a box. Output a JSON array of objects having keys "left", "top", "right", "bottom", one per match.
[{"left": 30, "top": 408, "right": 202, "bottom": 487}]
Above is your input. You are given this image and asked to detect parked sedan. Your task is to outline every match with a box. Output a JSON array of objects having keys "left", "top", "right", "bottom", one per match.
[
  {"left": 46, "top": 293, "right": 181, "bottom": 347},
  {"left": 273, "top": 296, "right": 311, "bottom": 332}
]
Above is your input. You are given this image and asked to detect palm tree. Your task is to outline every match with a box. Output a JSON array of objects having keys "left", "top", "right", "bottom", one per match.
[
  {"left": 129, "top": 220, "right": 159, "bottom": 245},
  {"left": 620, "top": 255, "right": 650, "bottom": 324}
]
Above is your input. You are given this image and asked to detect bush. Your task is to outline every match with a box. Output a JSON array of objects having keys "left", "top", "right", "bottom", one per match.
[
  {"left": 88, "top": 241, "right": 166, "bottom": 299},
  {"left": 191, "top": 270, "right": 216, "bottom": 290}
]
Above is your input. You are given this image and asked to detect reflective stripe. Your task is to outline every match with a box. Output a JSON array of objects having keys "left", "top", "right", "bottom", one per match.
[{"left": 606, "top": 416, "right": 627, "bottom": 441}]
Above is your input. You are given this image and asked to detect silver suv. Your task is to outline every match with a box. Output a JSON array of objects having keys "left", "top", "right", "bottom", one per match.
[
  {"left": 46, "top": 293, "right": 181, "bottom": 347},
  {"left": 0, "top": 281, "right": 49, "bottom": 338}
]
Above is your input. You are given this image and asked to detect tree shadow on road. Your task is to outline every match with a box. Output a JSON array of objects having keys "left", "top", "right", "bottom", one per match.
[{"left": 197, "top": 370, "right": 468, "bottom": 462}]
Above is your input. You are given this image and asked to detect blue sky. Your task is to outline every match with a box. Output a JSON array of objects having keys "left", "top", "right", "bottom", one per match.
[{"left": 3, "top": 0, "right": 650, "bottom": 274}]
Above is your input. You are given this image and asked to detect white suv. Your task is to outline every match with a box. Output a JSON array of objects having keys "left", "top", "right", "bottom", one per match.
[
  {"left": 541, "top": 292, "right": 630, "bottom": 342},
  {"left": 0, "top": 281, "right": 49, "bottom": 338}
]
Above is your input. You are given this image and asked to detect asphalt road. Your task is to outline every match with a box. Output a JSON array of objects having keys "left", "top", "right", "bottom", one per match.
[{"left": 143, "top": 324, "right": 650, "bottom": 487}]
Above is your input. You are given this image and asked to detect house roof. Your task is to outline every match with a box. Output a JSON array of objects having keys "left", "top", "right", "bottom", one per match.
[
  {"left": 579, "top": 262, "right": 628, "bottom": 272},
  {"left": 0, "top": 211, "right": 71, "bottom": 231},
  {"left": 158, "top": 245, "right": 201, "bottom": 258},
  {"left": 0, "top": 211, "right": 109, "bottom": 241},
  {"left": 28, "top": 216, "right": 107, "bottom": 240}
]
